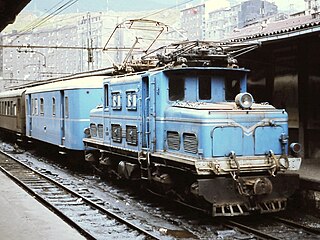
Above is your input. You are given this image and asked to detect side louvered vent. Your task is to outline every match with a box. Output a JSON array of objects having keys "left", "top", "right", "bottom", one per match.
[
  {"left": 111, "top": 124, "right": 122, "bottom": 143},
  {"left": 90, "top": 123, "right": 97, "bottom": 137},
  {"left": 97, "top": 124, "right": 104, "bottom": 138},
  {"left": 183, "top": 133, "right": 198, "bottom": 153},
  {"left": 167, "top": 131, "right": 180, "bottom": 150},
  {"left": 126, "top": 125, "right": 138, "bottom": 146}
]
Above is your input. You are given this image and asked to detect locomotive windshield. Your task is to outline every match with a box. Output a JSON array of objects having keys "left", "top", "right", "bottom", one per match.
[
  {"left": 199, "top": 76, "right": 211, "bottom": 100},
  {"left": 167, "top": 69, "right": 246, "bottom": 103},
  {"left": 225, "top": 78, "right": 241, "bottom": 101},
  {"left": 169, "top": 77, "right": 185, "bottom": 101}
]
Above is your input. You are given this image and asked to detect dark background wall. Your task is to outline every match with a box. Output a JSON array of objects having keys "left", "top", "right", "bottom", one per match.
[{"left": 238, "top": 33, "right": 320, "bottom": 158}]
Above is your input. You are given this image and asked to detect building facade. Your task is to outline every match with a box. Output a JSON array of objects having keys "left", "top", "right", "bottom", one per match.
[
  {"left": 206, "top": 0, "right": 278, "bottom": 40},
  {"left": 180, "top": 3, "right": 206, "bottom": 40}
]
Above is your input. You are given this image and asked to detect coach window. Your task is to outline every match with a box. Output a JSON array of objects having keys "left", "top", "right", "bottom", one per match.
[
  {"left": 104, "top": 84, "right": 109, "bottom": 108},
  {"left": 169, "top": 77, "right": 185, "bottom": 101},
  {"left": 52, "top": 97, "right": 56, "bottom": 116},
  {"left": 5, "top": 101, "right": 8, "bottom": 115},
  {"left": 199, "top": 76, "right": 211, "bottom": 100},
  {"left": 34, "top": 98, "right": 38, "bottom": 115},
  {"left": 31, "top": 99, "right": 34, "bottom": 115},
  {"left": 13, "top": 103, "right": 17, "bottom": 116},
  {"left": 10, "top": 101, "right": 13, "bottom": 115},
  {"left": 40, "top": 98, "right": 44, "bottom": 115},
  {"left": 65, "top": 96, "right": 69, "bottom": 118}
]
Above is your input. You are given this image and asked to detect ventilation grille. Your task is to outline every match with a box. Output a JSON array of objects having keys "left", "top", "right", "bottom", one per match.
[
  {"left": 126, "top": 125, "right": 138, "bottom": 146},
  {"left": 167, "top": 131, "right": 180, "bottom": 150},
  {"left": 183, "top": 133, "right": 198, "bottom": 153},
  {"left": 90, "top": 123, "right": 97, "bottom": 137},
  {"left": 111, "top": 124, "right": 122, "bottom": 143},
  {"left": 97, "top": 124, "right": 104, "bottom": 138}
]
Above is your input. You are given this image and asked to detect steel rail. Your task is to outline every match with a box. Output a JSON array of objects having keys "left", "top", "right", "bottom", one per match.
[
  {"left": 272, "top": 216, "right": 320, "bottom": 236},
  {"left": 224, "top": 220, "right": 281, "bottom": 240},
  {"left": 0, "top": 149, "right": 160, "bottom": 240}
]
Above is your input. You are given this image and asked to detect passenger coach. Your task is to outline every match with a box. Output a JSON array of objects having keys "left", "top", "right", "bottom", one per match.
[
  {"left": 25, "top": 76, "right": 104, "bottom": 151},
  {"left": 0, "top": 89, "right": 26, "bottom": 139}
]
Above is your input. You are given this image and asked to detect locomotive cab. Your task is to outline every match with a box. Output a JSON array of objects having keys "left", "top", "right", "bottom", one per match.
[{"left": 158, "top": 67, "right": 301, "bottom": 216}]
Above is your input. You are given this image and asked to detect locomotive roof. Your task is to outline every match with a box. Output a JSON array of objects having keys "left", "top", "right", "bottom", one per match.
[
  {"left": 0, "top": 88, "right": 26, "bottom": 98},
  {"left": 163, "top": 66, "right": 250, "bottom": 73},
  {"left": 25, "top": 76, "right": 104, "bottom": 94}
]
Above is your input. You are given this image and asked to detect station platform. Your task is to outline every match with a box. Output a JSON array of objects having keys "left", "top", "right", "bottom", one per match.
[
  {"left": 297, "top": 158, "right": 320, "bottom": 191},
  {"left": 298, "top": 158, "right": 320, "bottom": 181},
  {"left": 0, "top": 170, "right": 85, "bottom": 240}
]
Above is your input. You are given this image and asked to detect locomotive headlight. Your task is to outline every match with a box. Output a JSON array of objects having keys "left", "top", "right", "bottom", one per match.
[
  {"left": 84, "top": 127, "right": 91, "bottom": 138},
  {"left": 290, "top": 142, "right": 302, "bottom": 155},
  {"left": 235, "top": 92, "right": 254, "bottom": 109}
]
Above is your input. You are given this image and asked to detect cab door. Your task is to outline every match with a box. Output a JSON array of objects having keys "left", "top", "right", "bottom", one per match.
[
  {"left": 141, "top": 76, "right": 150, "bottom": 150},
  {"left": 141, "top": 76, "right": 156, "bottom": 152}
]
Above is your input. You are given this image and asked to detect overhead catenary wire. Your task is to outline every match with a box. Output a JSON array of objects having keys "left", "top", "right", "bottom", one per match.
[
  {"left": 10, "top": 0, "right": 79, "bottom": 43},
  {"left": 140, "top": 0, "right": 197, "bottom": 19},
  {"left": 18, "top": 0, "right": 67, "bottom": 34},
  {"left": 22, "top": 0, "right": 79, "bottom": 33}
]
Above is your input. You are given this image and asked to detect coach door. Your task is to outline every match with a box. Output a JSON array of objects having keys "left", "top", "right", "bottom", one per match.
[
  {"left": 16, "top": 99, "right": 20, "bottom": 130},
  {"left": 60, "top": 90, "right": 65, "bottom": 146},
  {"left": 27, "top": 95, "right": 32, "bottom": 136}
]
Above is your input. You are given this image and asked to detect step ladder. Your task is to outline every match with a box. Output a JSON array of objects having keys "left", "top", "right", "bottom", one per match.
[{"left": 138, "top": 151, "right": 151, "bottom": 180}]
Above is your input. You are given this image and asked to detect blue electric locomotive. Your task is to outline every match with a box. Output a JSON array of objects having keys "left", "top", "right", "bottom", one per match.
[{"left": 82, "top": 41, "right": 301, "bottom": 216}]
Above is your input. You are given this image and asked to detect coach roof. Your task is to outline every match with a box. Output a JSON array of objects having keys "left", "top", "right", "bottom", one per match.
[
  {"left": 25, "top": 76, "right": 104, "bottom": 94},
  {"left": 0, "top": 89, "right": 26, "bottom": 98}
]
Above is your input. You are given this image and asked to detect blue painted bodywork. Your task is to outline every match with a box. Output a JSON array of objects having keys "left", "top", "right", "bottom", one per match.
[
  {"left": 26, "top": 80, "right": 103, "bottom": 151},
  {"left": 86, "top": 67, "right": 288, "bottom": 163}
]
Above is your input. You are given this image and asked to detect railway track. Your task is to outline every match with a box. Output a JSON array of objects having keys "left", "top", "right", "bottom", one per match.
[
  {"left": 1, "top": 142, "right": 320, "bottom": 240},
  {"left": 0, "top": 149, "right": 160, "bottom": 240},
  {"left": 224, "top": 215, "right": 320, "bottom": 240}
]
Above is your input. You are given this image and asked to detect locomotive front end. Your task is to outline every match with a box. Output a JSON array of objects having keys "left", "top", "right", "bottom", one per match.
[
  {"left": 160, "top": 67, "right": 302, "bottom": 216},
  {"left": 194, "top": 99, "right": 301, "bottom": 216}
]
